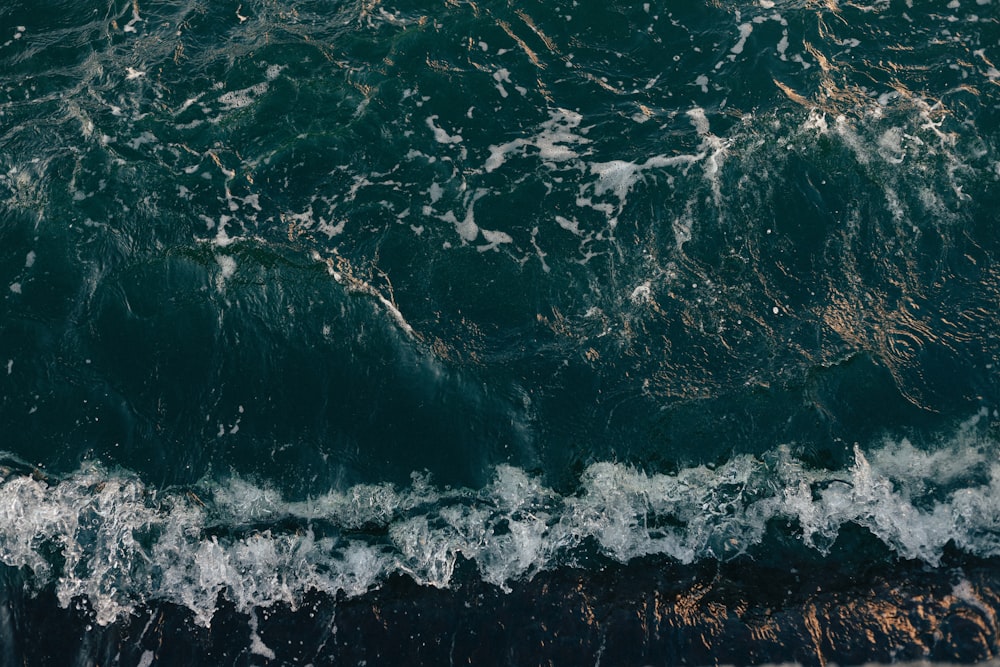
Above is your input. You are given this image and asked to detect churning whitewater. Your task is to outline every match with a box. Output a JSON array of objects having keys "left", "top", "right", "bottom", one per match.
[{"left": 2, "top": 411, "right": 999, "bottom": 628}]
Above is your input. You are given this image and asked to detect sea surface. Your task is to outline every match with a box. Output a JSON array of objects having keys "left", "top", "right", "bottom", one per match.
[{"left": 1, "top": 0, "right": 999, "bottom": 664}]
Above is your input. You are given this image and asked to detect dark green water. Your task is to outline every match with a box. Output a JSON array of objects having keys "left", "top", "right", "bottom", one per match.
[{"left": 1, "top": 0, "right": 1000, "bottom": 663}]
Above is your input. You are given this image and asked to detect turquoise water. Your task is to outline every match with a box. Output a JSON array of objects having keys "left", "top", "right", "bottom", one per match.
[{"left": 1, "top": 0, "right": 1000, "bottom": 663}]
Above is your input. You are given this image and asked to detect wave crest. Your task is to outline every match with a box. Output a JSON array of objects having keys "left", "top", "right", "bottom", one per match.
[{"left": 1, "top": 416, "right": 998, "bottom": 626}]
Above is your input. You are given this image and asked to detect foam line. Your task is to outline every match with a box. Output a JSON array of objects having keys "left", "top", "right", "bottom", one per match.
[{"left": 1, "top": 416, "right": 998, "bottom": 626}]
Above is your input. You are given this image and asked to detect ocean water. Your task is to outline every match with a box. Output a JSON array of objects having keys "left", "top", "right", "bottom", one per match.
[{"left": 1, "top": 0, "right": 999, "bottom": 664}]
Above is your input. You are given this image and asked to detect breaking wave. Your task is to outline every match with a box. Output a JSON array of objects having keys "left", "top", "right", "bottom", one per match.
[{"left": 2, "top": 410, "right": 998, "bottom": 628}]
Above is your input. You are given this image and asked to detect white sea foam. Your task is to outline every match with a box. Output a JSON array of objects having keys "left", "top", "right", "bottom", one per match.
[
  {"left": 0, "top": 420, "right": 998, "bottom": 627},
  {"left": 218, "top": 83, "right": 268, "bottom": 111},
  {"left": 484, "top": 108, "right": 588, "bottom": 173},
  {"left": 482, "top": 105, "right": 726, "bottom": 241},
  {"left": 478, "top": 228, "right": 514, "bottom": 252},
  {"left": 731, "top": 23, "right": 753, "bottom": 55},
  {"left": 426, "top": 116, "right": 463, "bottom": 144},
  {"left": 215, "top": 255, "right": 237, "bottom": 290}
]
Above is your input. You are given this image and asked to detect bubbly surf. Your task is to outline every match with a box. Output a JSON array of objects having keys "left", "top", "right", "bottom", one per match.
[{"left": 2, "top": 410, "right": 998, "bottom": 628}]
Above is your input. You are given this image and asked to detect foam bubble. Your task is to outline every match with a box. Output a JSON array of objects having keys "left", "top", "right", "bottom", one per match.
[
  {"left": 582, "top": 152, "right": 702, "bottom": 227},
  {"left": 478, "top": 229, "right": 513, "bottom": 252},
  {"left": 484, "top": 108, "right": 588, "bottom": 172},
  {"left": 218, "top": 83, "right": 268, "bottom": 111},
  {"left": 426, "top": 116, "right": 463, "bottom": 144},
  {"left": 0, "top": 418, "right": 998, "bottom": 627},
  {"left": 731, "top": 23, "right": 753, "bottom": 55}
]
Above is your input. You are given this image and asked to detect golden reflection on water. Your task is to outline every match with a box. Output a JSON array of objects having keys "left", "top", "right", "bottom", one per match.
[{"left": 610, "top": 571, "right": 1000, "bottom": 663}]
